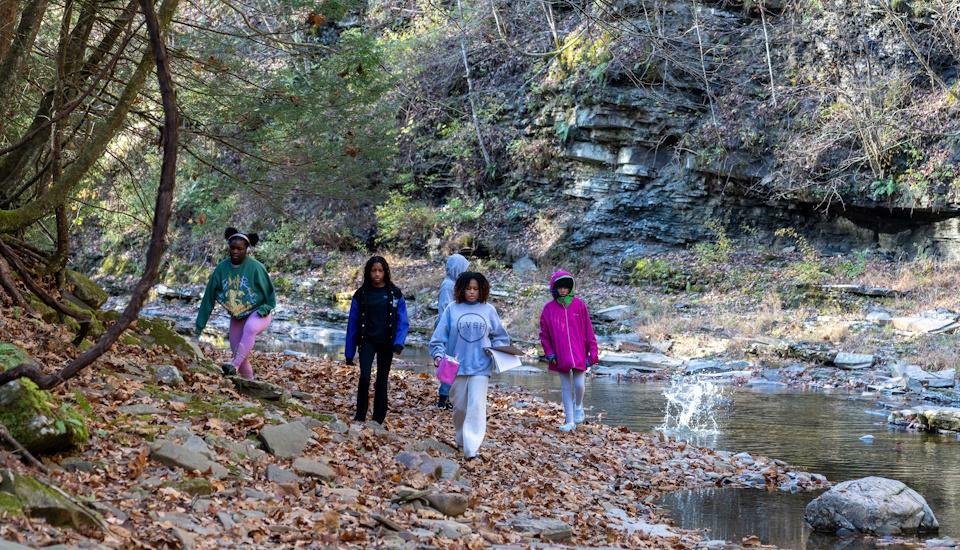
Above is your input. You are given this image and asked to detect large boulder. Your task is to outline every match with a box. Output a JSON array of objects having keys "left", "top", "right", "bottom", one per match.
[
  {"left": 889, "top": 407, "right": 960, "bottom": 432},
  {"left": 0, "top": 344, "right": 88, "bottom": 454},
  {"left": 64, "top": 270, "right": 108, "bottom": 309},
  {"left": 0, "top": 469, "right": 105, "bottom": 535},
  {"left": 805, "top": 477, "right": 938, "bottom": 535}
]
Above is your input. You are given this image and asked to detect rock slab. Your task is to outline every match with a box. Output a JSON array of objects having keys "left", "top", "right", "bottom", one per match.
[
  {"left": 0, "top": 468, "right": 105, "bottom": 535},
  {"left": 805, "top": 476, "right": 938, "bottom": 535},
  {"left": 259, "top": 421, "right": 312, "bottom": 458},
  {"left": 149, "top": 441, "right": 227, "bottom": 478}
]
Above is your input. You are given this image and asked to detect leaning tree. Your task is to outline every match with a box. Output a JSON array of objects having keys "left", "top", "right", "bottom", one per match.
[{"left": 0, "top": 0, "right": 180, "bottom": 389}]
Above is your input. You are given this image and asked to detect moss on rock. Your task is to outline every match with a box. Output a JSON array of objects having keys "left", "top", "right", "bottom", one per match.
[
  {"left": 0, "top": 491, "right": 23, "bottom": 516},
  {"left": 134, "top": 318, "right": 199, "bottom": 360},
  {"left": 64, "top": 269, "right": 108, "bottom": 309},
  {"left": 0, "top": 343, "right": 89, "bottom": 454},
  {"left": 0, "top": 469, "right": 105, "bottom": 535}
]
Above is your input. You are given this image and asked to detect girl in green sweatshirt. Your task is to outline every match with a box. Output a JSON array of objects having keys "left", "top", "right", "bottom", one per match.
[{"left": 195, "top": 227, "right": 276, "bottom": 379}]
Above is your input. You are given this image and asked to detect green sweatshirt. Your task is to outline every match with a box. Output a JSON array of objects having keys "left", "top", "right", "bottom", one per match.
[{"left": 195, "top": 257, "right": 276, "bottom": 336}]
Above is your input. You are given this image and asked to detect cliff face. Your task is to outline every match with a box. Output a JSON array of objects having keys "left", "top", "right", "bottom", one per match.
[{"left": 437, "top": 0, "right": 960, "bottom": 270}]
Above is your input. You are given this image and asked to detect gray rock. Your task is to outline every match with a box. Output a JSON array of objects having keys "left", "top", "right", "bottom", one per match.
[
  {"left": 327, "top": 487, "right": 359, "bottom": 504},
  {"left": 512, "top": 256, "right": 538, "bottom": 274},
  {"left": 266, "top": 464, "right": 299, "bottom": 484},
  {"left": 118, "top": 403, "right": 166, "bottom": 415},
  {"left": 405, "top": 438, "right": 457, "bottom": 457},
  {"left": 242, "top": 487, "right": 271, "bottom": 501},
  {"left": 888, "top": 407, "right": 960, "bottom": 432},
  {"left": 259, "top": 421, "right": 312, "bottom": 458},
  {"left": 925, "top": 537, "right": 956, "bottom": 548},
  {"left": 419, "top": 519, "right": 471, "bottom": 539},
  {"left": 292, "top": 457, "right": 336, "bottom": 481},
  {"left": 149, "top": 441, "right": 227, "bottom": 478},
  {"left": 598, "top": 351, "right": 681, "bottom": 371},
  {"left": 153, "top": 364, "right": 184, "bottom": 387},
  {"left": 805, "top": 476, "right": 938, "bottom": 535},
  {"left": 217, "top": 511, "right": 235, "bottom": 530},
  {"left": 229, "top": 376, "right": 284, "bottom": 400},
  {"left": 593, "top": 305, "right": 634, "bottom": 323},
  {"left": 833, "top": 352, "right": 875, "bottom": 370},
  {"left": 395, "top": 451, "right": 460, "bottom": 480},
  {"left": 60, "top": 457, "right": 97, "bottom": 472},
  {"left": 502, "top": 516, "right": 573, "bottom": 542},
  {"left": 425, "top": 493, "right": 469, "bottom": 517},
  {"left": 205, "top": 435, "right": 266, "bottom": 461}
]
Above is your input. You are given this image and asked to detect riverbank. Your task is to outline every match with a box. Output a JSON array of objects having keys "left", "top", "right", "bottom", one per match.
[
  {"left": 0, "top": 332, "right": 832, "bottom": 548},
  {"left": 125, "top": 247, "right": 960, "bottom": 415}
]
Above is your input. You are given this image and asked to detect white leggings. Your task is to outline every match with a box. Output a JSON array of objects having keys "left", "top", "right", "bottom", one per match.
[
  {"left": 557, "top": 370, "right": 585, "bottom": 424},
  {"left": 450, "top": 375, "right": 489, "bottom": 458}
]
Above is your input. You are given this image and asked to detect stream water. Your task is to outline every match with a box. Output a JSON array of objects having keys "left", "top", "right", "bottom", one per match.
[{"left": 203, "top": 324, "right": 960, "bottom": 549}]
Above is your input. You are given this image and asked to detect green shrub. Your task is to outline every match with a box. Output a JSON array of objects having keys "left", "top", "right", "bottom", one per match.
[
  {"left": 630, "top": 258, "right": 692, "bottom": 290},
  {"left": 775, "top": 227, "right": 827, "bottom": 285},
  {"left": 694, "top": 219, "right": 733, "bottom": 267}
]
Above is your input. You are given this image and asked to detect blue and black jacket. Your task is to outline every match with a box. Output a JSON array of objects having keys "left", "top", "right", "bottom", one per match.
[{"left": 344, "top": 284, "right": 409, "bottom": 361}]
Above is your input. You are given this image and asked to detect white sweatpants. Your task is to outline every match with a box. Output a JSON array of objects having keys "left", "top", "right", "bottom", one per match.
[
  {"left": 557, "top": 370, "right": 585, "bottom": 424},
  {"left": 450, "top": 375, "right": 489, "bottom": 458}
]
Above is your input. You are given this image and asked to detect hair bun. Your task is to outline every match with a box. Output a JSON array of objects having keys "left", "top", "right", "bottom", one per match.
[
  {"left": 224, "top": 227, "right": 239, "bottom": 240},
  {"left": 247, "top": 233, "right": 260, "bottom": 247}
]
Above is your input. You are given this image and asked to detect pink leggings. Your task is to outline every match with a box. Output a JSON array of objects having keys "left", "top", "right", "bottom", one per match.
[{"left": 229, "top": 312, "right": 272, "bottom": 380}]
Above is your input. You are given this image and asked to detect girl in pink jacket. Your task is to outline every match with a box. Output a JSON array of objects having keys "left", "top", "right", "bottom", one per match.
[{"left": 539, "top": 271, "right": 599, "bottom": 432}]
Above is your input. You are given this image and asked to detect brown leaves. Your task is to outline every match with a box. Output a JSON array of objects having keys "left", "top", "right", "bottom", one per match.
[
  {"left": 307, "top": 13, "right": 326, "bottom": 27},
  {"left": 127, "top": 447, "right": 149, "bottom": 480}
]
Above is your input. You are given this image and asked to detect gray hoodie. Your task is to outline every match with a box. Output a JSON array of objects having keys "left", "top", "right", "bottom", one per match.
[
  {"left": 430, "top": 301, "right": 510, "bottom": 376},
  {"left": 437, "top": 254, "right": 468, "bottom": 325}
]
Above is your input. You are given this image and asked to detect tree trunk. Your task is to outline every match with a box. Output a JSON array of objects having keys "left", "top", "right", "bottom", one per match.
[{"left": 0, "top": 0, "right": 180, "bottom": 391}]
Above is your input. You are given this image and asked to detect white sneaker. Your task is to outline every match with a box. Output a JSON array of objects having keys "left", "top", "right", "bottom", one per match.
[
  {"left": 558, "top": 422, "right": 576, "bottom": 432},
  {"left": 574, "top": 406, "right": 585, "bottom": 424}
]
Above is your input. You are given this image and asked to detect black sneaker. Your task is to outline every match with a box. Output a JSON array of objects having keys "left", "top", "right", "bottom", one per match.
[
  {"left": 437, "top": 395, "right": 451, "bottom": 409},
  {"left": 221, "top": 363, "right": 237, "bottom": 376}
]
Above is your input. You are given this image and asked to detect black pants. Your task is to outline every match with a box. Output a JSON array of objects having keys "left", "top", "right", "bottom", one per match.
[{"left": 355, "top": 340, "right": 394, "bottom": 423}]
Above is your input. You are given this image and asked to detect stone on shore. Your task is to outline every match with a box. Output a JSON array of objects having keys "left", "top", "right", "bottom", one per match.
[
  {"left": 832, "top": 352, "right": 874, "bottom": 370},
  {"left": 804, "top": 476, "right": 938, "bottom": 535},
  {"left": 259, "top": 421, "right": 313, "bottom": 458},
  {"left": 425, "top": 492, "right": 469, "bottom": 517},
  {"left": 292, "top": 457, "right": 336, "bottom": 481},
  {"left": 149, "top": 440, "right": 228, "bottom": 478},
  {"left": 889, "top": 407, "right": 960, "bottom": 432},
  {"left": 593, "top": 305, "right": 634, "bottom": 323},
  {"left": 229, "top": 376, "right": 284, "bottom": 400},
  {"left": 501, "top": 516, "right": 573, "bottom": 542},
  {"left": 153, "top": 364, "right": 184, "bottom": 387},
  {"left": 597, "top": 351, "right": 682, "bottom": 371}
]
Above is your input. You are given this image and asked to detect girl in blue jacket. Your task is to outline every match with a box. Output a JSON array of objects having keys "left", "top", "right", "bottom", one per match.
[{"left": 344, "top": 256, "right": 409, "bottom": 423}]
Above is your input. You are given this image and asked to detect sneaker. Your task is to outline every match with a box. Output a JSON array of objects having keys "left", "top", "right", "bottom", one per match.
[
  {"left": 221, "top": 363, "right": 237, "bottom": 376},
  {"left": 558, "top": 422, "right": 576, "bottom": 432},
  {"left": 437, "top": 395, "right": 449, "bottom": 409},
  {"left": 574, "top": 406, "right": 585, "bottom": 424}
]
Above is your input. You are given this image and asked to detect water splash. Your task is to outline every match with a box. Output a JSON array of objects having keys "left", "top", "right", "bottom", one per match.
[{"left": 659, "top": 376, "right": 725, "bottom": 438}]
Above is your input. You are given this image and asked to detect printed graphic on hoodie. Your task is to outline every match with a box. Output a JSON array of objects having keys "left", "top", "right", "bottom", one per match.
[{"left": 457, "top": 313, "right": 489, "bottom": 342}]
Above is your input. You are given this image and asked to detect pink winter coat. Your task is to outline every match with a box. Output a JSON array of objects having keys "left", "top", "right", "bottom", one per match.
[{"left": 539, "top": 271, "right": 599, "bottom": 373}]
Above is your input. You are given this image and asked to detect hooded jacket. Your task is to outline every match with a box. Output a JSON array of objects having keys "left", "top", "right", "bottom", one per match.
[
  {"left": 538, "top": 271, "right": 599, "bottom": 373},
  {"left": 437, "top": 254, "right": 469, "bottom": 325}
]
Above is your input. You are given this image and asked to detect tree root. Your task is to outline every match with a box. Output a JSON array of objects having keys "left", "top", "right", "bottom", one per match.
[
  {"left": 0, "top": 255, "right": 34, "bottom": 313},
  {"left": 0, "top": 423, "right": 49, "bottom": 474}
]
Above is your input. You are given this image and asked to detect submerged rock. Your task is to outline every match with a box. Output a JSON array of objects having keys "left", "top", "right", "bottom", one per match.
[{"left": 805, "top": 476, "right": 938, "bottom": 535}]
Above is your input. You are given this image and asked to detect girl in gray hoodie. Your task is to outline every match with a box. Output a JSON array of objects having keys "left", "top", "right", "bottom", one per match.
[
  {"left": 430, "top": 272, "right": 510, "bottom": 459},
  {"left": 435, "top": 253, "right": 469, "bottom": 408}
]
